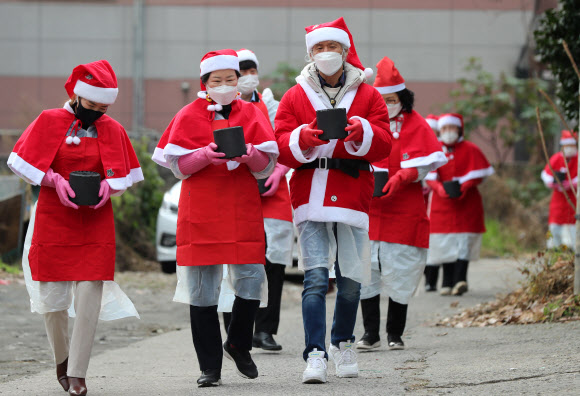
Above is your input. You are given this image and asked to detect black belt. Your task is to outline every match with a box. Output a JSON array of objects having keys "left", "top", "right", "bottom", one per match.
[{"left": 298, "top": 157, "right": 370, "bottom": 178}]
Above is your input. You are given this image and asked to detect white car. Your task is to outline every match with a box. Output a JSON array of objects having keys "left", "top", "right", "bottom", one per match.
[{"left": 155, "top": 171, "right": 297, "bottom": 273}]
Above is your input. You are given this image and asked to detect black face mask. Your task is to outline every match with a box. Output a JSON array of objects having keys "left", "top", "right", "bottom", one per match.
[{"left": 74, "top": 100, "right": 104, "bottom": 129}]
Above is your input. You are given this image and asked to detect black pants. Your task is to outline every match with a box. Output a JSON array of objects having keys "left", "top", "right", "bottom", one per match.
[
  {"left": 255, "top": 261, "right": 285, "bottom": 334},
  {"left": 424, "top": 265, "right": 440, "bottom": 288},
  {"left": 442, "top": 260, "right": 469, "bottom": 287},
  {"left": 191, "top": 297, "right": 259, "bottom": 370},
  {"left": 360, "top": 296, "right": 408, "bottom": 337}
]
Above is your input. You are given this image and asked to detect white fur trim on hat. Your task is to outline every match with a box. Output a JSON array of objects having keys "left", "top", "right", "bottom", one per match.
[
  {"left": 200, "top": 55, "right": 239, "bottom": 77},
  {"left": 74, "top": 80, "right": 118, "bottom": 104},
  {"left": 306, "top": 27, "right": 350, "bottom": 53},
  {"left": 560, "top": 138, "right": 576, "bottom": 145},
  {"left": 375, "top": 83, "right": 406, "bottom": 95},
  {"left": 426, "top": 119, "right": 439, "bottom": 130},
  {"left": 236, "top": 50, "right": 259, "bottom": 68},
  {"left": 438, "top": 115, "right": 462, "bottom": 129}
]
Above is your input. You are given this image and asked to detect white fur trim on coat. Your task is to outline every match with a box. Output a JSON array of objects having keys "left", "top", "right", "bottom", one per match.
[
  {"left": 452, "top": 166, "right": 494, "bottom": 184},
  {"left": 344, "top": 116, "right": 373, "bottom": 157},
  {"left": 7, "top": 152, "right": 45, "bottom": 185},
  {"left": 541, "top": 169, "right": 554, "bottom": 186},
  {"left": 152, "top": 147, "right": 169, "bottom": 168},
  {"left": 74, "top": 80, "right": 118, "bottom": 105},
  {"left": 424, "top": 171, "right": 438, "bottom": 181},
  {"left": 401, "top": 151, "right": 448, "bottom": 171},
  {"left": 306, "top": 27, "right": 350, "bottom": 53},
  {"left": 106, "top": 167, "right": 144, "bottom": 190},
  {"left": 289, "top": 124, "right": 321, "bottom": 163}
]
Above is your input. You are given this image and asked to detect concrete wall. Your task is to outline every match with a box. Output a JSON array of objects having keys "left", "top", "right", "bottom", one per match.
[{"left": 0, "top": 0, "right": 541, "bottom": 142}]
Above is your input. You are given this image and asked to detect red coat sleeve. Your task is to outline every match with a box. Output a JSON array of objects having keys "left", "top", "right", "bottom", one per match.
[{"left": 274, "top": 88, "right": 309, "bottom": 169}]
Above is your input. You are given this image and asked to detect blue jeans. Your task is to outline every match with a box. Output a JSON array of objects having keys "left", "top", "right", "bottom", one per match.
[{"left": 302, "top": 261, "right": 361, "bottom": 360}]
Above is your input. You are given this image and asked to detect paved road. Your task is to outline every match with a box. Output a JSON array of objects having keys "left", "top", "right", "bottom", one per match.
[{"left": 1, "top": 258, "right": 579, "bottom": 395}]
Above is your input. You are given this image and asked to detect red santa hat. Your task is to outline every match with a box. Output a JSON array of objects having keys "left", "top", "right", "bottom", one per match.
[
  {"left": 236, "top": 48, "right": 259, "bottom": 69},
  {"left": 560, "top": 130, "right": 577, "bottom": 146},
  {"left": 64, "top": 60, "right": 118, "bottom": 105},
  {"left": 425, "top": 114, "right": 439, "bottom": 131},
  {"left": 373, "top": 57, "right": 405, "bottom": 94},
  {"left": 197, "top": 49, "right": 241, "bottom": 111},
  {"left": 438, "top": 113, "right": 463, "bottom": 130},
  {"left": 305, "top": 17, "right": 373, "bottom": 79}
]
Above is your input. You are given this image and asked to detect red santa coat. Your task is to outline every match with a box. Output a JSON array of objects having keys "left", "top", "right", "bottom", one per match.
[
  {"left": 541, "top": 152, "right": 577, "bottom": 225},
  {"left": 275, "top": 76, "right": 391, "bottom": 230},
  {"left": 8, "top": 106, "right": 143, "bottom": 281},
  {"left": 369, "top": 110, "right": 447, "bottom": 248},
  {"left": 152, "top": 98, "right": 278, "bottom": 266},
  {"left": 426, "top": 140, "right": 494, "bottom": 234},
  {"left": 253, "top": 92, "right": 293, "bottom": 223}
]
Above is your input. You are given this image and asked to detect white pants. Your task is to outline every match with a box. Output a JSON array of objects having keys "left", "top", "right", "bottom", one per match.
[{"left": 44, "top": 281, "right": 103, "bottom": 378}]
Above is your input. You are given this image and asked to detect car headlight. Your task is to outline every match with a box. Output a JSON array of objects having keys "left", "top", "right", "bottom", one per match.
[{"left": 160, "top": 233, "right": 176, "bottom": 247}]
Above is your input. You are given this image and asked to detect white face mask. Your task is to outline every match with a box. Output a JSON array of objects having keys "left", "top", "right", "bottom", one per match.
[
  {"left": 387, "top": 102, "right": 402, "bottom": 119},
  {"left": 206, "top": 84, "right": 238, "bottom": 105},
  {"left": 563, "top": 146, "right": 578, "bottom": 158},
  {"left": 441, "top": 131, "right": 459, "bottom": 145},
  {"left": 313, "top": 51, "right": 344, "bottom": 76},
  {"left": 237, "top": 74, "right": 260, "bottom": 95}
]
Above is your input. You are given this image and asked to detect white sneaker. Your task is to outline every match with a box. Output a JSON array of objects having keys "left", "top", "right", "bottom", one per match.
[
  {"left": 328, "top": 341, "right": 358, "bottom": 378},
  {"left": 302, "top": 349, "right": 328, "bottom": 384}
]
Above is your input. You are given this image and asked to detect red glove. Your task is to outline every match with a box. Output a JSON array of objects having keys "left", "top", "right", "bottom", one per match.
[
  {"left": 344, "top": 118, "right": 364, "bottom": 142},
  {"left": 91, "top": 180, "right": 119, "bottom": 210},
  {"left": 382, "top": 168, "right": 419, "bottom": 197},
  {"left": 299, "top": 119, "right": 327, "bottom": 150},
  {"left": 426, "top": 180, "right": 448, "bottom": 198},
  {"left": 460, "top": 178, "right": 481, "bottom": 194}
]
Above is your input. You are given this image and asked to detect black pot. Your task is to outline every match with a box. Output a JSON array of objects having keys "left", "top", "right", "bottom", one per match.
[
  {"left": 69, "top": 171, "right": 101, "bottom": 206},
  {"left": 213, "top": 126, "right": 247, "bottom": 159},
  {"left": 257, "top": 178, "right": 270, "bottom": 195},
  {"left": 316, "top": 108, "right": 348, "bottom": 140},
  {"left": 373, "top": 172, "right": 389, "bottom": 197},
  {"left": 443, "top": 180, "right": 462, "bottom": 199},
  {"left": 554, "top": 171, "right": 568, "bottom": 182}
]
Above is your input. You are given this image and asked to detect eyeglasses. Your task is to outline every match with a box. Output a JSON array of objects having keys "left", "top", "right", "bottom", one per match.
[{"left": 385, "top": 99, "right": 400, "bottom": 105}]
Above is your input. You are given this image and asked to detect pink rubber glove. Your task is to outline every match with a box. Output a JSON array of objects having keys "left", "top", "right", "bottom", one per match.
[
  {"left": 231, "top": 143, "right": 270, "bottom": 172},
  {"left": 299, "top": 119, "right": 327, "bottom": 150},
  {"left": 344, "top": 118, "right": 364, "bottom": 142},
  {"left": 178, "top": 143, "right": 228, "bottom": 175},
  {"left": 426, "top": 180, "right": 448, "bottom": 198},
  {"left": 382, "top": 168, "right": 419, "bottom": 197},
  {"left": 91, "top": 180, "right": 118, "bottom": 210},
  {"left": 41, "top": 168, "right": 78, "bottom": 209},
  {"left": 261, "top": 163, "right": 290, "bottom": 197}
]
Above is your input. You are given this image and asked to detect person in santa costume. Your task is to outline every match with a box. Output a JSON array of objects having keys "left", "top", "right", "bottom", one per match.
[
  {"left": 422, "top": 114, "right": 442, "bottom": 290},
  {"left": 541, "top": 130, "right": 578, "bottom": 248},
  {"left": 152, "top": 49, "right": 278, "bottom": 387},
  {"left": 7, "top": 60, "right": 143, "bottom": 396},
  {"left": 425, "top": 113, "right": 494, "bottom": 296},
  {"left": 274, "top": 17, "right": 391, "bottom": 383},
  {"left": 356, "top": 57, "right": 447, "bottom": 351},
  {"left": 230, "top": 48, "right": 294, "bottom": 351}
]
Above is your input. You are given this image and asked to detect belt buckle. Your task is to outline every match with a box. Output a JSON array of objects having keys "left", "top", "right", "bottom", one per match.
[{"left": 319, "top": 157, "right": 328, "bottom": 170}]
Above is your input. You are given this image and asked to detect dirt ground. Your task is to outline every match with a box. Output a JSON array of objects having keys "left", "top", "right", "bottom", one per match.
[{"left": 0, "top": 271, "right": 188, "bottom": 383}]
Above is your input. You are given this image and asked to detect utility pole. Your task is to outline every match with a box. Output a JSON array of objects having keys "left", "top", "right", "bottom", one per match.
[{"left": 132, "top": 0, "right": 145, "bottom": 133}]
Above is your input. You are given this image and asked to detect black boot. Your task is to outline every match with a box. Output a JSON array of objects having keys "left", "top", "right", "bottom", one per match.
[
  {"left": 386, "top": 298, "right": 407, "bottom": 350},
  {"left": 356, "top": 295, "right": 381, "bottom": 350},
  {"left": 189, "top": 305, "right": 223, "bottom": 374},
  {"left": 441, "top": 263, "right": 455, "bottom": 295},
  {"left": 225, "top": 296, "right": 260, "bottom": 379},
  {"left": 424, "top": 266, "right": 439, "bottom": 291},
  {"left": 197, "top": 369, "right": 221, "bottom": 387},
  {"left": 254, "top": 262, "right": 285, "bottom": 350},
  {"left": 452, "top": 260, "right": 469, "bottom": 295}
]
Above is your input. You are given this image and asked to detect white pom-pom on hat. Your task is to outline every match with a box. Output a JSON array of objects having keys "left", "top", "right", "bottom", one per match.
[
  {"left": 66, "top": 136, "right": 73, "bottom": 145},
  {"left": 364, "top": 68, "right": 373, "bottom": 79},
  {"left": 393, "top": 132, "right": 400, "bottom": 139}
]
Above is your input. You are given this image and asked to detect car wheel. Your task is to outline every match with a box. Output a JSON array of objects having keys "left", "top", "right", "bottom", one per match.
[{"left": 160, "top": 261, "right": 176, "bottom": 274}]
